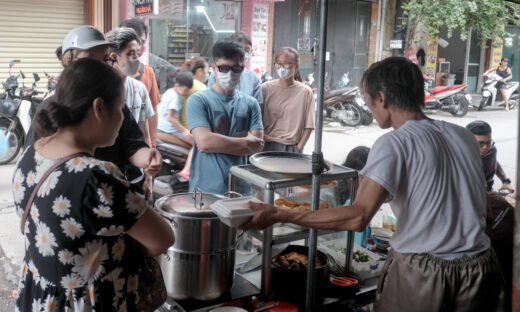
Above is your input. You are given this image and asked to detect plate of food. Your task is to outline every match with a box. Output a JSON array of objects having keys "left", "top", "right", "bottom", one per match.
[{"left": 274, "top": 197, "right": 329, "bottom": 230}]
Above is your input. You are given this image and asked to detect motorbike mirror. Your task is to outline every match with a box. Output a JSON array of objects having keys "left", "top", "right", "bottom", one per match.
[
  {"left": 20, "top": 71, "right": 26, "bottom": 79},
  {"left": 33, "top": 73, "right": 40, "bottom": 82}
]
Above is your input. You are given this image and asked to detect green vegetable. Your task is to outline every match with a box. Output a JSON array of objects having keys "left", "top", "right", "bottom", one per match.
[{"left": 353, "top": 250, "right": 370, "bottom": 262}]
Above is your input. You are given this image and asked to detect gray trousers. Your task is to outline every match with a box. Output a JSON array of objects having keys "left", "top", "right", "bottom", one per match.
[
  {"left": 375, "top": 248, "right": 504, "bottom": 312},
  {"left": 263, "top": 141, "right": 299, "bottom": 153}
]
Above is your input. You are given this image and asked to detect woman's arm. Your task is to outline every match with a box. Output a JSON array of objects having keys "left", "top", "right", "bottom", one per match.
[
  {"left": 127, "top": 207, "right": 175, "bottom": 257},
  {"left": 192, "top": 127, "right": 264, "bottom": 155},
  {"left": 503, "top": 68, "right": 513, "bottom": 82}
]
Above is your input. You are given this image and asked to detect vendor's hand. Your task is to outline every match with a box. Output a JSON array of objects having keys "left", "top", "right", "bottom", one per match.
[
  {"left": 245, "top": 133, "right": 264, "bottom": 154},
  {"left": 143, "top": 175, "right": 153, "bottom": 201},
  {"left": 499, "top": 183, "right": 514, "bottom": 194},
  {"left": 144, "top": 148, "right": 162, "bottom": 176},
  {"left": 240, "top": 202, "right": 279, "bottom": 231}
]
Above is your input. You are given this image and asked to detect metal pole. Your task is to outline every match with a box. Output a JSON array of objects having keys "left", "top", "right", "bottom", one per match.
[
  {"left": 306, "top": 0, "right": 328, "bottom": 311},
  {"left": 261, "top": 186, "right": 274, "bottom": 298},
  {"left": 513, "top": 105, "right": 520, "bottom": 309}
]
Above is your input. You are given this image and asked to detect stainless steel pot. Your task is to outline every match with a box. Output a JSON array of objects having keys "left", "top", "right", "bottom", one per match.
[{"left": 155, "top": 189, "right": 237, "bottom": 301}]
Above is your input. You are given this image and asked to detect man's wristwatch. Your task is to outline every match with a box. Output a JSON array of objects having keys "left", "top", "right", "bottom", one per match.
[{"left": 502, "top": 178, "right": 511, "bottom": 185}]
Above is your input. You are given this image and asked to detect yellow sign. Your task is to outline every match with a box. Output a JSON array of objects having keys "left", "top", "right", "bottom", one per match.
[
  {"left": 425, "top": 35, "right": 439, "bottom": 79},
  {"left": 490, "top": 40, "right": 503, "bottom": 69}
]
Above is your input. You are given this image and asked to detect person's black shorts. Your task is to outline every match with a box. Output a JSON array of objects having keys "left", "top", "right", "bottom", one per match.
[{"left": 496, "top": 81, "right": 506, "bottom": 90}]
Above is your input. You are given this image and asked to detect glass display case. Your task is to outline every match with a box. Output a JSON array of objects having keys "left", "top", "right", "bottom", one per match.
[{"left": 229, "top": 164, "right": 359, "bottom": 297}]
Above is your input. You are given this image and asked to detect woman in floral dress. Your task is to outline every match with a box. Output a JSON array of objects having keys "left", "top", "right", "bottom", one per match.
[{"left": 13, "top": 58, "right": 174, "bottom": 311}]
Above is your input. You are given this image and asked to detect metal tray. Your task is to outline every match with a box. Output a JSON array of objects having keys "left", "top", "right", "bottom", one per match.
[{"left": 249, "top": 152, "right": 332, "bottom": 174}]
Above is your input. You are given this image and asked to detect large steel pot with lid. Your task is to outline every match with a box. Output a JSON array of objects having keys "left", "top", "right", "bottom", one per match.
[{"left": 156, "top": 188, "right": 238, "bottom": 301}]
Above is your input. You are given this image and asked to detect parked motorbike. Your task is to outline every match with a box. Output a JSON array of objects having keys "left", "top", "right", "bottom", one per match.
[
  {"left": 424, "top": 82, "right": 470, "bottom": 117},
  {"left": 479, "top": 73, "right": 519, "bottom": 110},
  {"left": 0, "top": 61, "right": 44, "bottom": 165},
  {"left": 322, "top": 73, "right": 373, "bottom": 126},
  {"left": 153, "top": 139, "right": 190, "bottom": 198}
]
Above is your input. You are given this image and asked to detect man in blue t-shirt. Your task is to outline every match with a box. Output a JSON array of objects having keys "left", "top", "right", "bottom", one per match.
[
  {"left": 207, "top": 32, "right": 263, "bottom": 105},
  {"left": 187, "top": 40, "right": 264, "bottom": 194}
]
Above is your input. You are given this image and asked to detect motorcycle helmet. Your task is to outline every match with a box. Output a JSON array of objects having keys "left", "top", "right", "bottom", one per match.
[{"left": 61, "top": 26, "right": 111, "bottom": 54}]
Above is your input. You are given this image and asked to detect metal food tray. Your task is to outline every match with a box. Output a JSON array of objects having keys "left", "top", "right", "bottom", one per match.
[{"left": 249, "top": 152, "right": 333, "bottom": 174}]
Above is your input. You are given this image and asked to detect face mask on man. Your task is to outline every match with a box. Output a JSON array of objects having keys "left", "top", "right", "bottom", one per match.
[
  {"left": 244, "top": 53, "right": 251, "bottom": 64},
  {"left": 119, "top": 56, "right": 140, "bottom": 77},
  {"left": 216, "top": 70, "right": 242, "bottom": 91},
  {"left": 277, "top": 67, "right": 294, "bottom": 80}
]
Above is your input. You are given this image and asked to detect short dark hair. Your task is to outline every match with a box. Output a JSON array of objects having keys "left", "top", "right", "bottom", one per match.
[
  {"left": 361, "top": 57, "right": 425, "bottom": 112},
  {"left": 230, "top": 31, "right": 252, "bottom": 46},
  {"left": 35, "top": 58, "right": 123, "bottom": 137},
  {"left": 466, "top": 120, "right": 492, "bottom": 136},
  {"left": 105, "top": 27, "right": 141, "bottom": 55},
  {"left": 175, "top": 71, "right": 194, "bottom": 89},
  {"left": 120, "top": 18, "right": 148, "bottom": 38},
  {"left": 343, "top": 146, "right": 371, "bottom": 171},
  {"left": 184, "top": 57, "right": 208, "bottom": 74},
  {"left": 212, "top": 40, "right": 245, "bottom": 64}
]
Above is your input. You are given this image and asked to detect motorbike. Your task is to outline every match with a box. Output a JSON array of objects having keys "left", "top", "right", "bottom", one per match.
[
  {"left": 153, "top": 137, "right": 191, "bottom": 198},
  {"left": 478, "top": 73, "right": 519, "bottom": 110},
  {"left": 0, "top": 61, "right": 44, "bottom": 165},
  {"left": 424, "top": 80, "right": 470, "bottom": 117},
  {"left": 321, "top": 72, "right": 373, "bottom": 126}
]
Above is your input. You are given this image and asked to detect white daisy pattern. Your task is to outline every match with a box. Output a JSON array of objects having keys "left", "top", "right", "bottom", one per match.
[
  {"left": 60, "top": 273, "right": 85, "bottom": 290},
  {"left": 127, "top": 275, "right": 138, "bottom": 294},
  {"left": 72, "top": 240, "right": 109, "bottom": 283},
  {"left": 93, "top": 205, "right": 113, "bottom": 218},
  {"left": 97, "top": 183, "right": 114, "bottom": 205},
  {"left": 65, "top": 157, "right": 87, "bottom": 173},
  {"left": 52, "top": 195, "right": 71, "bottom": 217},
  {"left": 111, "top": 239, "right": 125, "bottom": 261},
  {"left": 32, "top": 298, "right": 43, "bottom": 312},
  {"left": 13, "top": 169, "right": 26, "bottom": 204},
  {"left": 26, "top": 170, "right": 37, "bottom": 187},
  {"left": 30, "top": 203, "right": 39, "bottom": 222},
  {"left": 96, "top": 225, "right": 125, "bottom": 237},
  {"left": 37, "top": 170, "right": 62, "bottom": 198},
  {"left": 35, "top": 221, "right": 58, "bottom": 257},
  {"left": 61, "top": 218, "right": 85, "bottom": 240},
  {"left": 43, "top": 294, "right": 58, "bottom": 312},
  {"left": 58, "top": 249, "right": 74, "bottom": 265},
  {"left": 125, "top": 191, "right": 146, "bottom": 214}
]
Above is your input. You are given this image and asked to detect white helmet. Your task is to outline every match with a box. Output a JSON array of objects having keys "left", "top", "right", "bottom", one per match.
[{"left": 62, "top": 26, "right": 111, "bottom": 54}]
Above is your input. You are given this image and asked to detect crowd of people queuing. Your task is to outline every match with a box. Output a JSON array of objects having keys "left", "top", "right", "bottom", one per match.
[{"left": 10, "top": 17, "right": 515, "bottom": 312}]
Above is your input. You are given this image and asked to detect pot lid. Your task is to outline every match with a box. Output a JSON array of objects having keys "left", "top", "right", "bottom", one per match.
[{"left": 155, "top": 188, "right": 225, "bottom": 218}]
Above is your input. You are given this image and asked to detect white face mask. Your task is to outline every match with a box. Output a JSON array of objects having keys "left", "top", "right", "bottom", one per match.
[
  {"left": 216, "top": 70, "right": 242, "bottom": 91},
  {"left": 244, "top": 53, "right": 251, "bottom": 64},
  {"left": 277, "top": 67, "right": 294, "bottom": 80},
  {"left": 119, "top": 56, "right": 140, "bottom": 77}
]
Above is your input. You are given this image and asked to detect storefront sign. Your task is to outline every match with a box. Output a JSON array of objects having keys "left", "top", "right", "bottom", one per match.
[
  {"left": 135, "top": 0, "right": 153, "bottom": 16},
  {"left": 158, "top": 0, "right": 183, "bottom": 20},
  {"left": 206, "top": 0, "right": 237, "bottom": 32},
  {"left": 490, "top": 43, "right": 503, "bottom": 69},
  {"left": 250, "top": 4, "right": 268, "bottom": 77},
  {"left": 424, "top": 35, "right": 439, "bottom": 79},
  {"left": 389, "top": 40, "right": 403, "bottom": 49},
  {"left": 404, "top": 47, "right": 418, "bottom": 64}
]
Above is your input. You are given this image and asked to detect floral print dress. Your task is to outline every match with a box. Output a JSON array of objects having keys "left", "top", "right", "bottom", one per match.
[{"left": 13, "top": 146, "right": 149, "bottom": 311}]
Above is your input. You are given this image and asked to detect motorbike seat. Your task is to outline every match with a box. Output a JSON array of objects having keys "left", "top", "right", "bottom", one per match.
[
  {"left": 324, "top": 87, "right": 357, "bottom": 100},
  {"left": 432, "top": 86, "right": 449, "bottom": 93},
  {"left": 506, "top": 82, "right": 518, "bottom": 89}
]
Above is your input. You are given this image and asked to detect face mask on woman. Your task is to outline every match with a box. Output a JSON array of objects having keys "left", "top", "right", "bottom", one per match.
[
  {"left": 276, "top": 67, "right": 294, "bottom": 80},
  {"left": 217, "top": 70, "right": 242, "bottom": 91},
  {"left": 119, "top": 56, "right": 140, "bottom": 77}
]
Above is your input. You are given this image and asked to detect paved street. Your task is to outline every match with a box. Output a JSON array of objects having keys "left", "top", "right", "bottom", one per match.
[{"left": 0, "top": 106, "right": 517, "bottom": 309}]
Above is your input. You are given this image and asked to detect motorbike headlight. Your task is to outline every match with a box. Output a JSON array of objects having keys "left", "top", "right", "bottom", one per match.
[{"left": 482, "top": 90, "right": 491, "bottom": 97}]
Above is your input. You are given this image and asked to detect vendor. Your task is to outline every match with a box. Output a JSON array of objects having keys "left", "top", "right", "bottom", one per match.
[{"left": 242, "top": 57, "right": 502, "bottom": 311}]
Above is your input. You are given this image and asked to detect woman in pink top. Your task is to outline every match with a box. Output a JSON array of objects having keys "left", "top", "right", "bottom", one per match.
[{"left": 261, "top": 47, "right": 315, "bottom": 153}]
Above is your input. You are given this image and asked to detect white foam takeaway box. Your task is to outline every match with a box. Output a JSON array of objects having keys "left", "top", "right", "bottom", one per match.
[{"left": 210, "top": 196, "right": 262, "bottom": 228}]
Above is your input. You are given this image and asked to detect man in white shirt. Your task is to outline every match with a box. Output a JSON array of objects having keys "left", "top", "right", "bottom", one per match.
[
  {"left": 242, "top": 57, "right": 503, "bottom": 311},
  {"left": 106, "top": 27, "right": 155, "bottom": 146},
  {"left": 106, "top": 27, "right": 156, "bottom": 195}
]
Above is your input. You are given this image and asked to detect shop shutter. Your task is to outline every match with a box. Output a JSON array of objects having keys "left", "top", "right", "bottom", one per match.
[{"left": 0, "top": 0, "right": 85, "bottom": 94}]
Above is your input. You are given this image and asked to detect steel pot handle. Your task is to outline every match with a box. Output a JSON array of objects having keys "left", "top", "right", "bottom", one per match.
[
  {"left": 160, "top": 214, "right": 178, "bottom": 229},
  {"left": 223, "top": 191, "right": 243, "bottom": 198},
  {"left": 193, "top": 187, "right": 204, "bottom": 209}
]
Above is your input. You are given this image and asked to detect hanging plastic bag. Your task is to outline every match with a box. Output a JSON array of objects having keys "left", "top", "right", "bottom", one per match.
[{"left": 0, "top": 130, "right": 8, "bottom": 159}]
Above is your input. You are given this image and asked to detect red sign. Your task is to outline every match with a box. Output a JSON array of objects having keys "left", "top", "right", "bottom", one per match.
[
  {"left": 404, "top": 47, "right": 418, "bottom": 64},
  {"left": 135, "top": 0, "right": 153, "bottom": 16}
]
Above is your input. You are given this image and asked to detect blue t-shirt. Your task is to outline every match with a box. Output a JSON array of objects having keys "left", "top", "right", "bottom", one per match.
[
  {"left": 187, "top": 88, "right": 263, "bottom": 194},
  {"left": 208, "top": 69, "right": 263, "bottom": 104},
  {"left": 157, "top": 89, "right": 183, "bottom": 137}
]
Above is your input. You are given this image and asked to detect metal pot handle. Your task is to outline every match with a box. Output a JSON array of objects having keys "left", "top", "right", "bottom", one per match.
[
  {"left": 193, "top": 187, "right": 203, "bottom": 209},
  {"left": 223, "top": 191, "right": 243, "bottom": 198}
]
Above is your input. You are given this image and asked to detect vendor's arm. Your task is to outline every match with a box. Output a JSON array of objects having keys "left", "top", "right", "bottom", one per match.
[
  {"left": 129, "top": 147, "right": 162, "bottom": 176},
  {"left": 242, "top": 177, "right": 388, "bottom": 232},
  {"left": 191, "top": 127, "right": 264, "bottom": 155}
]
